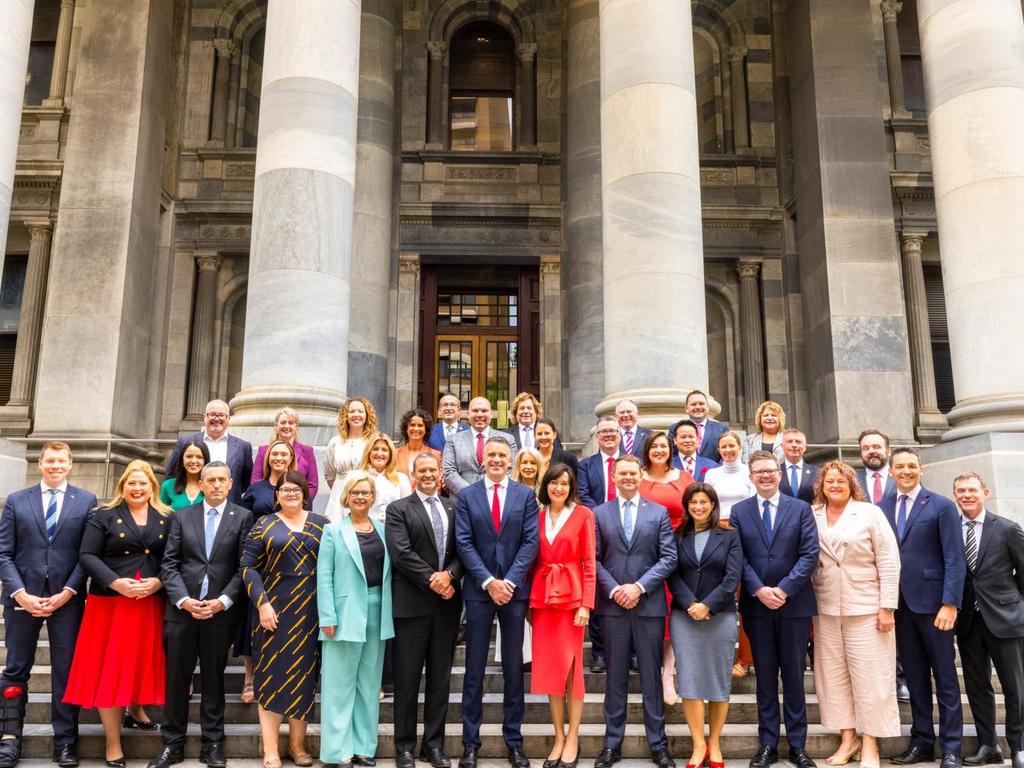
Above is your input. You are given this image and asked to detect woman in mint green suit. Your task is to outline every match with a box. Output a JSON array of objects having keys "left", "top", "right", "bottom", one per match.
[{"left": 317, "top": 470, "right": 395, "bottom": 767}]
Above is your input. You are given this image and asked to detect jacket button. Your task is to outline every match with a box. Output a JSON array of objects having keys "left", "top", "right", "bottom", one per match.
[
  {"left": 124, "top": 550, "right": 129, "bottom": 555},
  {"left": 144, "top": 548, "right": 151, "bottom": 554},
  {"left": 119, "top": 532, "right": 125, "bottom": 538}
]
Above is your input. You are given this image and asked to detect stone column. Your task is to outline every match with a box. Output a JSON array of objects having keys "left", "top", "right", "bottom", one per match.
[
  {"left": 737, "top": 260, "right": 766, "bottom": 420},
  {"left": 597, "top": 0, "right": 708, "bottom": 426},
  {"left": 727, "top": 46, "right": 751, "bottom": 150},
  {"left": 230, "top": 0, "right": 362, "bottom": 443},
  {"left": 185, "top": 252, "right": 222, "bottom": 418},
  {"left": 518, "top": 43, "right": 538, "bottom": 148},
  {"left": 0, "top": 0, "right": 34, "bottom": 275},
  {"left": 565, "top": 0, "right": 605, "bottom": 441},
  {"left": 5, "top": 221, "right": 53, "bottom": 417},
  {"left": 208, "top": 38, "right": 236, "bottom": 145},
  {"left": 348, "top": 2, "right": 395, "bottom": 413},
  {"left": 426, "top": 41, "right": 446, "bottom": 149},
  {"left": 43, "top": 0, "right": 75, "bottom": 106},
  {"left": 392, "top": 253, "right": 421, "bottom": 420},
  {"left": 539, "top": 255, "right": 563, "bottom": 429},
  {"left": 881, "top": 0, "right": 909, "bottom": 117}
]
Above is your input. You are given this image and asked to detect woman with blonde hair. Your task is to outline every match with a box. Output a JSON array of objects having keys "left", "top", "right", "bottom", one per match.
[
  {"left": 325, "top": 397, "right": 379, "bottom": 512},
  {"left": 357, "top": 434, "right": 412, "bottom": 523},
  {"left": 64, "top": 460, "right": 172, "bottom": 765},
  {"left": 740, "top": 401, "right": 786, "bottom": 465},
  {"left": 251, "top": 407, "right": 319, "bottom": 503},
  {"left": 513, "top": 447, "right": 545, "bottom": 494}
]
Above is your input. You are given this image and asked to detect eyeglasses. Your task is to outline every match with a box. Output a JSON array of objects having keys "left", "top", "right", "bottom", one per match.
[
  {"left": 204, "top": 413, "right": 228, "bottom": 420},
  {"left": 277, "top": 488, "right": 303, "bottom": 496},
  {"left": 596, "top": 430, "right": 619, "bottom": 437},
  {"left": 751, "top": 469, "right": 780, "bottom": 477},
  {"left": 349, "top": 490, "right": 374, "bottom": 497}
]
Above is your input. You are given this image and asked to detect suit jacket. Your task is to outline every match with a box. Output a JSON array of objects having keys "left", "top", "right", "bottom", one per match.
[
  {"left": 732, "top": 493, "right": 819, "bottom": 618},
  {"left": 455, "top": 479, "right": 539, "bottom": 602},
  {"left": 811, "top": 501, "right": 900, "bottom": 616},
  {"left": 667, "top": 526, "right": 742, "bottom": 615},
  {"left": 0, "top": 483, "right": 98, "bottom": 604},
  {"left": 578, "top": 451, "right": 620, "bottom": 509},
  {"left": 160, "top": 501, "right": 253, "bottom": 624},
  {"left": 79, "top": 503, "right": 171, "bottom": 596},
  {"left": 740, "top": 432, "right": 786, "bottom": 466},
  {"left": 528, "top": 504, "right": 596, "bottom": 611},
  {"left": 251, "top": 441, "right": 318, "bottom": 498},
  {"left": 671, "top": 454, "right": 719, "bottom": 482},
  {"left": 880, "top": 486, "right": 965, "bottom": 614},
  {"left": 670, "top": 418, "right": 729, "bottom": 462},
  {"left": 620, "top": 427, "right": 652, "bottom": 459},
  {"left": 395, "top": 444, "right": 443, "bottom": 492},
  {"left": 780, "top": 462, "right": 820, "bottom": 504},
  {"left": 442, "top": 429, "right": 517, "bottom": 494},
  {"left": 317, "top": 516, "right": 395, "bottom": 642},
  {"left": 385, "top": 491, "right": 464, "bottom": 617},
  {"left": 504, "top": 425, "right": 566, "bottom": 454},
  {"left": 427, "top": 421, "right": 469, "bottom": 452},
  {"left": 592, "top": 497, "right": 677, "bottom": 617},
  {"left": 958, "top": 511, "right": 1024, "bottom": 639},
  {"left": 856, "top": 468, "right": 897, "bottom": 503},
  {"left": 166, "top": 432, "right": 253, "bottom": 505}
]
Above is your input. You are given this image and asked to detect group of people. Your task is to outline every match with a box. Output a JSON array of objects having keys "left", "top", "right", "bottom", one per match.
[{"left": 0, "top": 390, "right": 1021, "bottom": 768}]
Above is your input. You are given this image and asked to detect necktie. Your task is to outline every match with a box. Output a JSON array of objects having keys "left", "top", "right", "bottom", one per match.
[
  {"left": 523, "top": 427, "right": 533, "bottom": 449},
  {"left": 896, "top": 494, "right": 909, "bottom": 540},
  {"left": 200, "top": 508, "right": 217, "bottom": 599},
  {"left": 696, "top": 422, "right": 704, "bottom": 449},
  {"left": 789, "top": 465, "right": 800, "bottom": 495},
  {"left": 606, "top": 456, "right": 616, "bottom": 501},
  {"left": 623, "top": 430, "right": 634, "bottom": 454},
  {"left": 446, "top": 425, "right": 454, "bottom": 440},
  {"left": 426, "top": 497, "right": 445, "bottom": 565},
  {"left": 491, "top": 483, "right": 501, "bottom": 533},
  {"left": 622, "top": 499, "right": 634, "bottom": 544},
  {"left": 686, "top": 456, "right": 695, "bottom": 474},
  {"left": 45, "top": 489, "right": 60, "bottom": 541},
  {"left": 872, "top": 472, "right": 883, "bottom": 504},
  {"left": 762, "top": 499, "right": 773, "bottom": 542},
  {"left": 475, "top": 432, "right": 484, "bottom": 466},
  {"left": 965, "top": 520, "right": 978, "bottom": 572}
]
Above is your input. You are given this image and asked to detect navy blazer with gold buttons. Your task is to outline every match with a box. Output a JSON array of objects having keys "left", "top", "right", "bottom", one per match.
[{"left": 79, "top": 503, "right": 171, "bottom": 596}]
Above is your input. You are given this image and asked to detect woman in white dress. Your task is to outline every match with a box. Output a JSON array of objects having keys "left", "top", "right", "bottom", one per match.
[
  {"left": 359, "top": 435, "right": 412, "bottom": 523},
  {"left": 325, "top": 396, "right": 379, "bottom": 520}
]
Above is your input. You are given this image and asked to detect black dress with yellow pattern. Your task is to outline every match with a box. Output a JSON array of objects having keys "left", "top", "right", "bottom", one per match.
[{"left": 241, "top": 512, "right": 328, "bottom": 720}]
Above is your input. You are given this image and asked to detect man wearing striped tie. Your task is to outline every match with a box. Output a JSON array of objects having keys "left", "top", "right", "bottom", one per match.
[
  {"left": 615, "top": 399, "right": 651, "bottom": 459},
  {"left": 0, "top": 441, "right": 97, "bottom": 768}
]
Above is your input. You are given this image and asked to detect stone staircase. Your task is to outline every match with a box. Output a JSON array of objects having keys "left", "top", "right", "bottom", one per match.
[{"left": 6, "top": 621, "right": 1009, "bottom": 761}]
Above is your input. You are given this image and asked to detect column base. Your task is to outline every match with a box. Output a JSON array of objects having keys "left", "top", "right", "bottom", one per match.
[
  {"left": 942, "top": 393, "right": 1024, "bottom": 443},
  {"left": 0, "top": 437, "right": 27, "bottom": 499},
  {"left": 594, "top": 388, "right": 723, "bottom": 429},
  {"left": 922, "top": 432, "right": 1024, "bottom": 525},
  {"left": 914, "top": 408, "right": 949, "bottom": 443},
  {"left": 0, "top": 405, "right": 33, "bottom": 437},
  {"left": 228, "top": 385, "right": 346, "bottom": 447}
]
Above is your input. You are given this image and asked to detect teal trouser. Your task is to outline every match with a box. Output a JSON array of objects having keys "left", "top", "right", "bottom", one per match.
[{"left": 320, "top": 587, "right": 386, "bottom": 762}]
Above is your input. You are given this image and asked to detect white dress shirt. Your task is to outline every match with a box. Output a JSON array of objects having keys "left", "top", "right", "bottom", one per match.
[
  {"left": 757, "top": 491, "right": 782, "bottom": 530},
  {"left": 417, "top": 490, "right": 449, "bottom": 539},
  {"left": 609, "top": 494, "right": 646, "bottom": 598},
  {"left": 865, "top": 466, "right": 891, "bottom": 500},
  {"left": 39, "top": 480, "right": 68, "bottom": 524},
  {"left": 545, "top": 503, "right": 575, "bottom": 545},
  {"left": 202, "top": 431, "right": 230, "bottom": 464},
  {"left": 960, "top": 509, "right": 986, "bottom": 545},
  {"left": 518, "top": 424, "right": 535, "bottom": 450},
  {"left": 598, "top": 450, "right": 618, "bottom": 501}
]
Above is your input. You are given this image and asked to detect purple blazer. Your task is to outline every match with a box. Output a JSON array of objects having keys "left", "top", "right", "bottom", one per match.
[{"left": 251, "top": 440, "right": 319, "bottom": 499}]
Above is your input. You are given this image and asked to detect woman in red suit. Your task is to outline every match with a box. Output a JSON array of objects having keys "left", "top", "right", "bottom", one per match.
[
  {"left": 530, "top": 463, "right": 596, "bottom": 768},
  {"left": 64, "top": 460, "right": 170, "bottom": 767}
]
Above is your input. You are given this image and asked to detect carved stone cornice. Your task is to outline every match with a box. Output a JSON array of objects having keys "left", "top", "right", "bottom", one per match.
[{"left": 881, "top": 0, "right": 903, "bottom": 23}]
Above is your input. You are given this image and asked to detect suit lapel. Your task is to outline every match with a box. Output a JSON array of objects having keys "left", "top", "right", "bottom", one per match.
[
  {"left": 771, "top": 496, "right": 786, "bottom": 544},
  {"left": 700, "top": 527, "right": 724, "bottom": 563},
  {"left": 208, "top": 504, "right": 240, "bottom": 560},
  {"left": 902, "top": 493, "right": 928, "bottom": 540},
  {"left": 412, "top": 495, "right": 439, "bottom": 557},
  {"left": 681, "top": 532, "right": 699, "bottom": 566},
  {"left": 627, "top": 499, "right": 649, "bottom": 551},
  {"left": 813, "top": 508, "right": 839, "bottom": 562},
  {"left": 29, "top": 487, "right": 47, "bottom": 539},
  {"left": 750, "top": 498, "right": 771, "bottom": 550},
  {"left": 341, "top": 517, "right": 366, "bottom": 579},
  {"left": 974, "top": 513, "right": 996, "bottom": 570},
  {"left": 52, "top": 488, "right": 78, "bottom": 541},
  {"left": 188, "top": 505, "right": 209, "bottom": 562}
]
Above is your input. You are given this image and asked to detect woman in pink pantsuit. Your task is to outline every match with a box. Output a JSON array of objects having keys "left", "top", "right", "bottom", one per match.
[{"left": 811, "top": 461, "right": 902, "bottom": 768}]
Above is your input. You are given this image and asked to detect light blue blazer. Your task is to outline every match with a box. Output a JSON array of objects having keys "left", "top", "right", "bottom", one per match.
[{"left": 317, "top": 516, "right": 395, "bottom": 643}]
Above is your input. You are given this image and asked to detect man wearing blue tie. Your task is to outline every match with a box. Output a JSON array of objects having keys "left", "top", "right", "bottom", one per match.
[{"left": 427, "top": 393, "right": 468, "bottom": 452}]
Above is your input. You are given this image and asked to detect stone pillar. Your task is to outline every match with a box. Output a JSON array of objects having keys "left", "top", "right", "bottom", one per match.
[
  {"left": 737, "top": 260, "right": 766, "bottom": 421},
  {"left": 392, "top": 253, "right": 421, "bottom": 420},
  {"left": 426, "top": 41, "right": 445, "bottom": 149},
  {"left": 565, "top": 0, "right": 605, "bottom": 441},
  {"left": 0, "top": 1, "right": 34, "bottom": 275},
  {"left": 185, "top": 252, "right": 222, "bottom": 418},
  {"left": 208, "top": 38, "right": 236, "bottom": 145},
  {"left": 881, "top": 0, "right": 909, "bottom": 117},
  {"left": 518, "top": 43, "right": 538, "bottom": 148},
  {"left": 597, "top": 0, "right": 708, "bottom": 427},
  {"left": 727, "top": 46, "right": 751, "bottom": 150},
  {"left": 44, "top": 0, "right": 75, "bottom": 106},
  {"left": 348, "top": 2, "right": 395, "bottom": 414},
  {"left": 230, "top": 0, "right": 362, "bottom": 443},
  {"left": 539, "top": 255, "right": 563, "bottom": 430}
]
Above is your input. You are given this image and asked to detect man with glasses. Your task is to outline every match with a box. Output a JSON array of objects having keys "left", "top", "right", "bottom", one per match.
[
  {"left": 165, "top": 399, "right": 253, "bottom": 504},
  {"left": 428, "top": 393, "right": 469, "bottom": 452}
]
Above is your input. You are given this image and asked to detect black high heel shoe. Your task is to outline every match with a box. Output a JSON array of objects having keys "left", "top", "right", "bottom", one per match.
[
  {"left": 106, "top": 757, "right": 127, "bottom": 768},
  {"left": 544, "top": 760, "right": 561, "bottom": 768},
  {"left": 122, "top": 709, "right": 158, "bottom": 730}
]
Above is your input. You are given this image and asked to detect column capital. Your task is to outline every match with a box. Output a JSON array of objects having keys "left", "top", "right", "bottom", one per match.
[
  {"left": 737, "top": 259, "right": 761, "bottom": 280},
  {"left": 426, "top": 40, "right": 447, "bottom": 61},
  {"left": 212, "top": 38, "right": 237, "bottom": 59},
  {"left": 399, "top": 252, "right": 421, "bottom": 276},
  {"left": 60, "top": 0, "right": 75, "bottom": 10},
  {"left": 900, "top": 231, "right": 926, "bottom": 252},
  {"left": 517, "top": 43, "right": 538, "bottom": 63},
  {"left": 727, "top": 46, "right": 748, "bottom": 63},
  {"left": 194, "top": 252, "right": 223, "bottom": 273},
  {"left": 23, "top": 219, "right": 53, "bottom": 238},
  {"left": 880, "top": 0, "right": 903, "bottom": 23},
  {"left": 540, "top": 254, "right": 560, "bottom": 275}
]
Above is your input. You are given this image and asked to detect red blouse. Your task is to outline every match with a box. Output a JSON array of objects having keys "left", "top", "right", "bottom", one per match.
[
  {"left": 528, "top": 504, "right": 597, "bottom": 611},
  {"left": 639, "top": 473, "right": 694, "bottom": 531}
]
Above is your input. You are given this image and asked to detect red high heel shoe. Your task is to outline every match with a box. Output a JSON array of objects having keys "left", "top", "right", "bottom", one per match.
[
  {"left": 709, "top": 758, "right": 725, "bottom": 768},
  {"left": 686, "top": 747, "right": 710, "bottom": 768}
]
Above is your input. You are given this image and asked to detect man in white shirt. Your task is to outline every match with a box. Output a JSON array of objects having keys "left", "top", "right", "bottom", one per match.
[
  {"left": 442, "top": 397, "right": 517, "bottom": 494},
  {"left": 856, "top": 429, "right": 896, "bottom": 505},
  {"left": 165, "top": 400, "right": 253, "bottom": 504},
  {"left": 615, "top": 399, "right": 651, "bottom": 458},
  {"left": 671, "top": 420, "right": 719, "bottom": 481},
  {"left": 579, "top": 416, "right": 623, "bottom": 509}
]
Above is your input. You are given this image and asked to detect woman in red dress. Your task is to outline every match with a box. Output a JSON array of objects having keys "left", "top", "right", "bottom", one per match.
[
  {"left": 64, "top": 460, "right": 170, "bottom": 767},
  {"left": 638, "top": 431, "right": 694, "bottom": 706},
  {"left": 530, "top": 463, "right": 596, "bottom": 768}
]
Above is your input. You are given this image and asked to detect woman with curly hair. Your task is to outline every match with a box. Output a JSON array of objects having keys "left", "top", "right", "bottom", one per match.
[
  {"left": 325, "top": 396, "right": 379, "bottom": 517},
  {"left": 394, "top": 407, "right": 441, "bottom": 491}
]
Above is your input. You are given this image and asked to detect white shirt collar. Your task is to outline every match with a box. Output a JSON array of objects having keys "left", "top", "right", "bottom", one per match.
[
  {"left": 786, "top": 459, "right": 803, "bottom": 470},
  {"left": 757, "top": 491, "right": 782, "bottom": 507},
  {"left": 40, "top": 480, "right": 68, "bottom": 495},
  {"left": 202, "top": 431, "right": 229, "bottom": 444},
  {"left": 898, "top": 484, "right": 921, "bottom": 505},
  {"left": 417, "top": 489, "right": 442, "bottom": 505},
  {"left": 961, "top": 509, "right": 987, "bottom": 526},
  {"left": 487, "top": 477, "right": 508, "bottom": 491},
  {"left": 203, "top": 500, "right": 228, "bottom": 515}
]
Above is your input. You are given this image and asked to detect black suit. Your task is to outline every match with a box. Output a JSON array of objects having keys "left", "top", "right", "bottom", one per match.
[
  {"left": 957, "top": 511, "right": 1024, "bottom": 751},
  {"left": 159, "top": 502, "right": 253, "bottom": 747},
  {"left": 165, "top": 432, "right": 253, "bottom": 505},
  {"left": 779, "top": 461, "right": 819, "bottom": 505},
  {"left": 385, "top": 491, "right": 464, "bottom": 756}
]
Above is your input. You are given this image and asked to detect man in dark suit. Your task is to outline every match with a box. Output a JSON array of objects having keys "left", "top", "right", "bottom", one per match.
[
  {"left": 503, "top": 391, "right": 565, "bottom": 453},
  {"left": 731, "top": 451, "right": 819, "bottom": 768},
  {"left": 165, "top": 399, "right": 253, "bottom": 504},
  {"left": 856, "top": 429, "right": 896, "bottom": 505},
  {"left": 0, "top": 442, "right": 97, "bottom": 768},
  {"left": 953, "top": 472, "right": 1024, "bottom": 768},
  {"left": 592, "top": 454, "right": 678, "bottom": 768},
  {"left": 442, "top": 397, "right": 517, "bottom": 495},
  {"left": 385, "top": 453, "right": 464, "bottom": 768},
  {"left": 615, "top": 399, "right": 651, "bottom": 458},
  {"left": 670, "top": 419, "right": 719, "bottom": 481},
  {"left": 148, "top": 461, "right": 253, "bottom": 768},
  {"left": 428, "top": 392, "right": 468, "bottom": 452},
  {"left": 668, "top": 390, "right": 728, "bottom": 463},
  {"left": 778, "top": 429, "right": 818, "bottom": 504},
  {"left": 881, "top": 448, "right": 966, "bottom": 768},
  {"left": 455, "top": 437, "right": 539, "bottom": 768}
]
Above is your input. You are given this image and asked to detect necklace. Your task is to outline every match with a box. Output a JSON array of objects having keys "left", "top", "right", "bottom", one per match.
[{"left": 352, "top": 519, "right": 374, "bottom": 533}]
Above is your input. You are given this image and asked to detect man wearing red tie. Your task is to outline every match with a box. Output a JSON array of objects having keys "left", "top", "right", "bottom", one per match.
[
  {"left": 856, "top": 429, "right": 896, "bottom": 505},
  {"left": 442, "top": 397, "right": 517, "bottom": 495}
]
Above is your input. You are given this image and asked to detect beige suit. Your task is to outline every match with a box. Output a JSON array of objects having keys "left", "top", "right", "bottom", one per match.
[{"left": 811, "top": 500, "right": 902, "bottom": 737}]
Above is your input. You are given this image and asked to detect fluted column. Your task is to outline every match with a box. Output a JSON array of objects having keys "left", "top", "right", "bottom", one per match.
[
  {"left": 727, "top": 46, "right": 750, "bottom": 150},
  {"left": 6, "top": 221, "right": 52, "bottom": 409},
  {"left": 518, "top": 43, "right": 537, "bottom": 148},
  {"left": 186, "top": 252, "right": 222, "bottom": 418},
  {"left": 597, "top": 0, "right": 707, "bottom": 426},
  {"left": 208, "top": 38, "right": 236, "bottom": 145},
  {"left": 881, "top": 0, "right": 909, "bottom": 117},
  {"left": 231, "top": 0, "right": 362, "bottom": 442},
  {"left": 44, "top": 0, "right": 75, "bottom": 106},
  {"left": 426, "top": 41, "right": 446, "bottom": 148},
  {"left": 737, "top": 260, "right": 766, "bottom": 419},
  {"left": 0, "top": 1, "right": 34, "bottom": 275},
  {"left": 918, "top": 0, "right": 1024, "bottom": 442}
]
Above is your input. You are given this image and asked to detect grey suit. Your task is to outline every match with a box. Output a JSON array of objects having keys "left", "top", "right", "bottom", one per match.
[{"left": 441, "top": 429, "right": 517, "bottom": 494}]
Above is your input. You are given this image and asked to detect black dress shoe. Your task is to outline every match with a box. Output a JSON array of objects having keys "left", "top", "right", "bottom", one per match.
[
  {"left": 0, "top": 737, "right": 21, "bottom": 768},
  {"left": 544, "top": 759, "right": 561, "bottom": 768},
  {"left": 200, "top": 742, "right": 227, "bottom": 768},
  {"left": 508, "top": 747, "right": 530, "bottom": 768},
  {"left": 964, "top": 747, "right": 1004, "bottom": 766},
  {"left": 749, "top": 745, "right": 779, "bottom": 768},
  {"left": 630, "top": 655, "right": 639, "bottom": 672},
  {"left": 595, "top": 749, "right": 622, "bottom": 768},
  {"left": 788, "top": 747, "right": 816, "bottom": 768},
  {"left": 652, "top": 749, "right": 676, "bottom": 768},
  {"left": 353, "top": 758, "right": 376, "bottom": 767},
  {"left": 396, "top": 752, "right": 416, "bottom": 768},
  {"left": 892, "top": 746, "right": 935, "bottom": 765},
  {"left": 1010, "top": 751, "right": 1023, "bottom": 768},
  {"left": 419, "top": 747, "right": 451, "bottom": 768},
  {"left": 146, "top": 746, "right": 185, "bottom": 768},
  {"left": 560, "top": 759, "right": 579, "bottom": 768},
  {"left": 897, "top": 683, "right": 911, "bottom": 702},
  {"left": 590, "top": 656, "right": 606, "bottom": 673},
  {"left": 460, "top": 746, "right": 479, "bottom": 768},
  {"left": 52, "top": 744, "right": 79, "bottom": 768},
  {"left": 941, "top": 755, "right": 963, "bottom": 768},
  {"left": 457, "top": 624, "right": 467, "bottom": 645},
  {"left": 106, "top": 759, "right": 126, "bottom": 768}
]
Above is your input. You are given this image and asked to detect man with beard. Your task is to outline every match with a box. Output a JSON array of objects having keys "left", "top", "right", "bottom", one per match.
[{"left": 856, "top": 430, "right": 896, "bottom": 505}]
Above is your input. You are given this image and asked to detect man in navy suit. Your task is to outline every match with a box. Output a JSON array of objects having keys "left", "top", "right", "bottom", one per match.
[
  {"left": 428, "top": 392, "right": 468, "bottom": 452},
  {"left": 165, "top": 399, "right": 252, "bottom": 504},
  {"left": 669, "top": 390, "right": 728, "bottom": 463},
  {"left": 592, "top": 455, "right": 678, "bottom": 768},
  {"left": 881, "top": 448, "right": 966, "bottom": 768},
  {"left": 731, "top": 451, "right": 819, "bottom": 768},
  {"left": 670, "top": 420, "right": 719, "bottom": 480},
  {"left": 778, "top": 429, "right": 818, "bottom": 505},
  {"left": 615, "top": 399, "right": 651, "bottom": 458},
  {"left": 454, "top": 437, "right": 539, "bottom": 768},
  {"left": 856, "top": 429, "right": 896, "bottom": 505},
  {"left": 0, "top": 442, "right": 98, "bottom": 768}
]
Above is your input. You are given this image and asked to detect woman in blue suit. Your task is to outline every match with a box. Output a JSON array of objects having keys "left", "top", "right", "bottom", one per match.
[{"left": 318, "top": 470, "right": 395, "bottom": 768}]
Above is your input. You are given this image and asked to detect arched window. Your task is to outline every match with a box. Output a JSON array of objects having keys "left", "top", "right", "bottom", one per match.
[{"left": 448, "top": 22, "right": 515, "bottom": 152}]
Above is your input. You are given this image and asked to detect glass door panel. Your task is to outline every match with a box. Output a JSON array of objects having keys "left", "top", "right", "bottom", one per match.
[
  {"left": 485, "top": 339, "right": 517, "bottom": 428},
  {"left": 436, "top": 338, "right": 474, "bottom": 409}
]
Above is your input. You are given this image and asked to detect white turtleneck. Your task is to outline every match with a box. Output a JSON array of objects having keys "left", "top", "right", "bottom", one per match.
[{"left": 704, "top": 460, "right": 754, "bottom": 520}]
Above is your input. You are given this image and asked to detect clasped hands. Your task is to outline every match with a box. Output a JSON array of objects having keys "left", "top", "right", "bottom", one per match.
[
  {"left": 181, "top": 597, "right": 225, "bottom": 620},
  {"left": 486, "top": 578, "right": 516, "bottom": 605},
  {"left": 429, "top": 570, "right": 456, "bottom": 600},
  {"left": 612, "top": 583, "right": 643, "bottom": 610},
  {"left": 111, "top": 576, "right": 162, "bottom": 600},
  {"left": 14, "top": 588, "right": 74, "bottom": 617},
  {"left": 755, "top": 585, "right": 788, "bottom": 610},
  {"left": 687, "top": 601, "right": 711, "bottom": 621}
]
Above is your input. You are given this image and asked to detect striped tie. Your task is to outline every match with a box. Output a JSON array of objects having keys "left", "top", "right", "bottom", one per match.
[
  {"left": 623, "top": 430, "right": 634, "bottom": 454},
  {"left": 45, "top": 489, "right": 60, "bottom": 541},
  {"left": 965, "top": 520, "right": 980, "bottom": 609}
]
